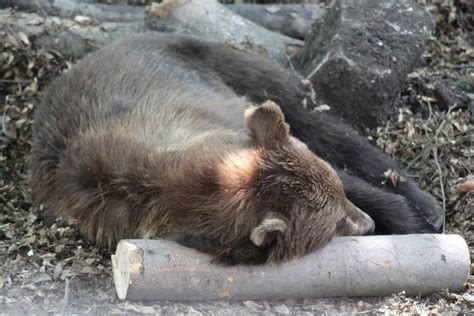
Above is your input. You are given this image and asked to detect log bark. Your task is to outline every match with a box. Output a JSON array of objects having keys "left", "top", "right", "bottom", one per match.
[
  {"left": 227, "top": 4, "right": 326, "bottom": 39},
  {"left": 111, "top": 234, "right": 470, "bottom": 301},
  {"left": 145, "top": 0, "right": 304, "bottom": 67}
]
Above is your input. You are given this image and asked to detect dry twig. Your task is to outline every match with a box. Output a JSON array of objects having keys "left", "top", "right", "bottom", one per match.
[{"left": 59, "top": 278, "right": 70, "bottom": 315}]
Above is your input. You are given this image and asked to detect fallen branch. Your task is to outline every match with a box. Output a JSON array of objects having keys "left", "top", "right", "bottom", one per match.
[
  {"left": 146, "top": 0, "right": 304, "bottom": 67},
  {"left": 227, "top": 4, "right": 326, "bottom": 39},
  {"left": 59, "top": 278, "right": 70, "bottom": 315},
  {"left": 2, "top": 0, "right": 303, "bottom": 67},
  {"left": 112, "top": 235, "right": 470, "bottom": 301},
  {"left": 3, "top": 0, "right": 324, "bottom": 40},
  {"left": 0, "top": 0, "right": 146, "bottom": 22},
  {"left": 432, "top": 147, "right": 446, "bottom": 233}
]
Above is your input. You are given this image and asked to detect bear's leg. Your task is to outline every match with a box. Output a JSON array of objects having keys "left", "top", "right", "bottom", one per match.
[{"left": 337, "top": 170, "right": 440, "bottom": 234}]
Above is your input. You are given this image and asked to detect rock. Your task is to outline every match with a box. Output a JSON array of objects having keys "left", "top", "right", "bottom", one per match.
[{"left": 297, "top": 0, "right": 434, "bottom": 130}]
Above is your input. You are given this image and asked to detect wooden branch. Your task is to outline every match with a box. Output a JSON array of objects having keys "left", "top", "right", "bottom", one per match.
[
  {"left": 3, "top": 0, "right": 324, "bottom": 39},
  {"left": 145, "top": 0, "right": 304, "bottom": 67},
  {"left": 112, "top": 234, "right": 470, "bottom": 301},
  {"left": 0, "top": 0, "right": 146, "bottom": 22},
  {"left": 2, "top": 0, "right": 304, "bottom": 67},
  {"left": 227, "top": 4, "right": 326, "bottom": 39}
]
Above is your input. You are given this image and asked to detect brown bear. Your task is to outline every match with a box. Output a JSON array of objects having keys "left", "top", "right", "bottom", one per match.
[
  {"left": 31, "top": 34, "right": 442, "bottom": 264},
  {"left": 30, "top": 35, "right": 375, "bottom": 265}
]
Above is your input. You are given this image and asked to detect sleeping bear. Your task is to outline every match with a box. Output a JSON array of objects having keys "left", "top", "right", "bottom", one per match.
[{"left": 30, "top": 34, "right": 443, "bottom": 265}]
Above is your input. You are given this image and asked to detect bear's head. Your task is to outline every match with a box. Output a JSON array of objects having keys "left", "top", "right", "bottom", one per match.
[{"left": 237, "top": 101, "right": 375, "bottom": 263}]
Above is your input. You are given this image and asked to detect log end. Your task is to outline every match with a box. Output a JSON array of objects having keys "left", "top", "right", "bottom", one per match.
[{"left": 112, "top": 240, "right": 145, "bottom": 300}]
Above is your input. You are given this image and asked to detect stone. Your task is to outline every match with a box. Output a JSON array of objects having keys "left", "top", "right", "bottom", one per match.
[{"left": 297, "top": 0, "right": 434, "bottom": 130}]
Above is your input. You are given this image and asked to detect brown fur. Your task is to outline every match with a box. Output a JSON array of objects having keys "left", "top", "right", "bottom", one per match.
[{"left": 31, "top": 35, "right": 374, "bottom": 265}]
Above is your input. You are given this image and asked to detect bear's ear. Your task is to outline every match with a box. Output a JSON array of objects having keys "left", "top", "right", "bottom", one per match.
[
  {"left": 244, "top": 101, "right": 290, "bottom": 149},
  {"left": 250, "top": 212, "right": 287, "bottom": 246}
]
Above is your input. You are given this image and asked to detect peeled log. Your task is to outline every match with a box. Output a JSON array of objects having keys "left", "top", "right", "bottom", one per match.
[{"left": 112, "top": 234, "right": 470, "bottom": 301}]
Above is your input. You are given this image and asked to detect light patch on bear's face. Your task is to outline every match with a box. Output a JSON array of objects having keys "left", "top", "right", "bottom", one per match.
[{"left": 217, "top": 149, "right": 261, "bottom": 191}]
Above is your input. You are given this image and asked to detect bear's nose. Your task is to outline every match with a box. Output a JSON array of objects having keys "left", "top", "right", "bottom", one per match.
[{"left": 363, "top": 216, "right": 376, "bottom": 235}]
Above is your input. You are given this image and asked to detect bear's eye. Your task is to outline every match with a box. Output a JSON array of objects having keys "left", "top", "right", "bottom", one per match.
[{"left": 336, "top": 216, "right": 347, "bottom": 230}]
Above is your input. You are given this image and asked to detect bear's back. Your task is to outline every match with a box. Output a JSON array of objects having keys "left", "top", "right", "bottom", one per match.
[{"left": 33, "top": 35, "right": 250, "bottom": 159}]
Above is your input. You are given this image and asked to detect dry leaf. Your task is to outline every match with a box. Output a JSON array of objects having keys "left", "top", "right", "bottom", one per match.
[
  {"left": 458, "top": 180, "right": 474, "bottom": 192},
  {"left": 17, "top": 32, "right": 30, "bottom": 46},
  {"left": 74, "top": 15, "right": 93, "bottom": 25},
  {"left": 383, "top": 169, "right": 407, "bottom": 187}
]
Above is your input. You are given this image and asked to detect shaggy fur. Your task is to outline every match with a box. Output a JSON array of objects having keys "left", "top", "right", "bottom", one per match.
[{"left": 31, "top": 34, "right": 441, "bottom": 264}]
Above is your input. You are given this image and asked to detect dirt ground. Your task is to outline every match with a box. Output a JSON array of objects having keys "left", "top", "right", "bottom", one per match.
[{"left": 1, "top": 0, "right": 473, "bottom": 314}]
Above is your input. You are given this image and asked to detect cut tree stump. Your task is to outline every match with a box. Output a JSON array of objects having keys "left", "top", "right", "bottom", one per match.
[{"left": 112, "top": 234, "right": 470, "bottom": 301}]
